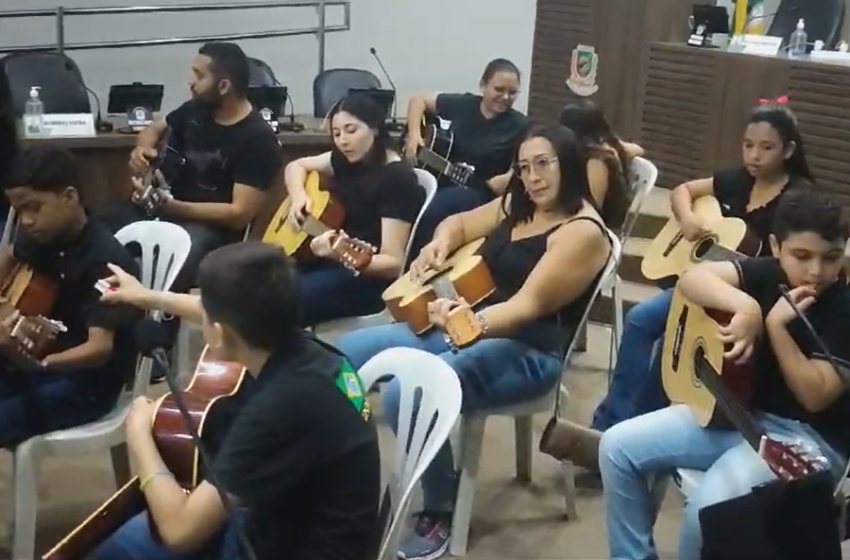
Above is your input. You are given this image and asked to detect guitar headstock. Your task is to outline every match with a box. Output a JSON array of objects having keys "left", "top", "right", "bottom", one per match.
[
  {"left": 759, "top": 436, "right": 828, "bottom": 481},
  {"left": 448, "top": 163, "right": 475, "bottom": 187},
  {"left": 331, "top": 234, "right": 375, "bottom": 275},
  {"left": 444, "top": 306, "right": 483, "bottom": 350}
]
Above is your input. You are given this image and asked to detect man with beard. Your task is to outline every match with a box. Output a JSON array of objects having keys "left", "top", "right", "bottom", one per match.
[{"left": 99, "top": 42, "right": 282, "bottom": 294}]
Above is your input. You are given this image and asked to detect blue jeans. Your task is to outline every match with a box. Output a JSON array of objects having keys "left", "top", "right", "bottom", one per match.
[
  {"left": 91, "top": 510, "right": 247, "bottom": 560},
  {"left": 337, "top": 323, "right": 562, "bottom": 512},
  {"left": 592, "top": 288, "right": 673, "bottom": 431},
  {"left": 599, "top": 404, "right": 845, "bottom": 560},
  {"left": 297, "top": 262, "right": 388, "bottom": 327}
]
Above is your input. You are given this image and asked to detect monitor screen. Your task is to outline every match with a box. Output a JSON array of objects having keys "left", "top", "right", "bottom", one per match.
[
  {"left": 347, "top": 88, "right": 395, "bottom": 122},
  {"left": 247, "top": 85, "right": 288, "bottom": 117},
  {"left": 107, "top": 83, "right": 164, "bottom": 114}
]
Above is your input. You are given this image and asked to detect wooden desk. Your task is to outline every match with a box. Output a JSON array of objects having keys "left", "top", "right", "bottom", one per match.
[
  {"left": 638, "top": 43, "right": 850, "bottom": 203},
  {"left": 21, "top": 122, "right": 333, "bottom": 235}
]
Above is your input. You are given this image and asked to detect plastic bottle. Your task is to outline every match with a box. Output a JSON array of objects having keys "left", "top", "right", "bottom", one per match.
[
  {"left": 788, "top": 19, "right": 807, "bottom": 59},
  {"left": 23, "top": 86, "right": 45, "bottom": 137}
]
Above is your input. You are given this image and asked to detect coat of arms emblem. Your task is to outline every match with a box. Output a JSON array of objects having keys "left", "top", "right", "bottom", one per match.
[{"left": 566, "top": 44, "right": 599, "bottom": 97}]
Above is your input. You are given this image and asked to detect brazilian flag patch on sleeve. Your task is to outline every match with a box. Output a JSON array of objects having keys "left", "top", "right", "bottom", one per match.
[{"left": 335, "top": 358, "right": 371, "bottom": 422}]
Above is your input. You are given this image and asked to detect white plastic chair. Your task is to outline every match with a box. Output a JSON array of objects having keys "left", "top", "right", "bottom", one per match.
[
  {"left": 0, "top": 207, "right": 18, "bottom": 250},
  {"left": 358, "top": 348, "right": 462, "bottom": 560},
  {"left": 10, "top": 221, "right": 191, "bottom": 560},
  {"left": 449, "top": 229, "right": 624, "bottom": 556},
  {"left": 603, "top": 156, "right": 658, "bottom": 373},
  {"left": 313, "top": 169, "right": 440, "bottom": 344}
]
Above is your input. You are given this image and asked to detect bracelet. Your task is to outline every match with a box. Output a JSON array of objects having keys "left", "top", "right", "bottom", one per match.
[
  {"left": 475, "top": 312, "right": 489, "bottom": 335},
  {"left": 443, "top": 332, "right": 459, "bottom": 354},
  {"left": 139, "top": 469, "right": 173, "bottom": 491}
]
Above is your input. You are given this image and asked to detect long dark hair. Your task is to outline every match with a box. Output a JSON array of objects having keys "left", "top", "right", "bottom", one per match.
[
  {"left": 559, "top": 98, "right": 630, "bottom": 230},
  {"left": 502, "top": 124, "right": 591, "bottom": 227},
  {"left": 0, "top": 72, "right": 18, "bottom": 191},
  {"left": 328, "top": 93, "right": 394, "bottom": 172},
  {"left": 747, "top": 103, "right": 813, "bottom": 182}
]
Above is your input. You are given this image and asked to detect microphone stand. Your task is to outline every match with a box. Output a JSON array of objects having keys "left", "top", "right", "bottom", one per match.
[
  {"left": 369, "top": 47, "right": 405, "bottom": 132},
  {"left": 148, "top": 348, "right": 259, "bottom": 560}
]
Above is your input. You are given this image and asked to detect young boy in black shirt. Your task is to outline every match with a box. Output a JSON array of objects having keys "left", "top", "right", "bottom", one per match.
[
  {"left": 598, "top": 189, "right": 850, "bottom": 560},
  {"left": 91, "top": 242, "right": 380, "bottom": 560},
  {"left": 0, "top": 144, "right": 141, "bottom": 445}
]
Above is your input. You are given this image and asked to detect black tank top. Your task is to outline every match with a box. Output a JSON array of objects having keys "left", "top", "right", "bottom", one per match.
[{"left": 477, "top": 216, "right": 611, "bottom": 356}]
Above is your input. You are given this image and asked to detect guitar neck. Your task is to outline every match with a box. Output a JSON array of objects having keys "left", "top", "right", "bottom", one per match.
[
  {"left": 704, "top": 245, "right": 749, "bottom": 263},
  {"left": 418, "top": 149, "right": 468, "bottom": 186},
  {"left": 694, "top": 349, "right": 764, "bottom": 450},
  {"left": 301, "top": 216, "right": 331, "bottom": 238}
]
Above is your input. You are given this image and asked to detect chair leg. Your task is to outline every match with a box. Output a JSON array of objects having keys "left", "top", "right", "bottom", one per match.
[
  {"left": 449, "top": 417, "right": 486, "bottom": 557},
  {"left": 514, "top": 416, "right": 533, "bottom": 483},
  {"left": 11, "top": 442, "right": 39, "bottom": 560},
  {"left": 561, "top": 461, "right": 579, "bottom": 521},
  {"left": 573, "top": 323, "right": 587, "bottom": 352},
  {"left": 110, "top": 443, "right": 132, "bottom": 487}
]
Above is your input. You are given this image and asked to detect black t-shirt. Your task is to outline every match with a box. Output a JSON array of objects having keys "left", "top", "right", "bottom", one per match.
[
  {"left": 165, "top": 101, "right": 282, "bottom": 204},
  {"left": 713, "top": 168, "right": 805, "bottom": 257},
  {"left": 735, "top": 257, "right": 850, "bottom": 455},
  {"left": 329, "top": 152, "right": 425, "bottom": 248},
  {"left": 434, "top": 93, "right": 528, "bottom": 191},
  {"left": 13, "top": 217, "right": 141, "bottom": 403},
  {"left": 212, "top": 336, "right": 380, "bottom": 560}
]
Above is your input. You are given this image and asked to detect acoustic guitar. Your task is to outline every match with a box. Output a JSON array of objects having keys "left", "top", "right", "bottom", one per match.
[
  {"left": 131, "top": 130, "right": 184, "bottom": 218},
  {"left": 262, "top": 171, "right": 375, "bottom": 274},
  {"left": 641, "top": 195, "right": 762, "bottom": 283},
  {"left": 404, "top": 117, "right": 475, "bottom": 187},
  {"left": 382, "top": 238, "right": 495, "bottom": 336},
  {"left": 0, "top": 260, "right": 64, "bottom": 369},
  {"left": 661, "top": 289, "right": 824, "bottom": 480},
  {"left": 42, "top": 346, "right": 248, "bottom": 560}
]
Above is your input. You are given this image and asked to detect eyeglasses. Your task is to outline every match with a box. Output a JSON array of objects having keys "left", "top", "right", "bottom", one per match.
[{"left": 513, "top": 156, "right": 558, "bottom": 177}]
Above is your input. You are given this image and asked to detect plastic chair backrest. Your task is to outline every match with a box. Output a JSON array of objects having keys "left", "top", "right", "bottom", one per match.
[
  {"left": 312, "top": 68, "right": 381, "bottom": 117},
  {"left": 0, "top": 206, "right": 17, "bottom": 249},
  {"left": 115, "top": 221, "right": 192, "bottom": 295},
  {"left": 358, "top": 348, "right": 462, "bottom": 560},
  {"left": 558, "top": 228, "right": 623, "bottom": 363},
  {"left": 115, "top": 221, "right": 192, "bottom": 397},
  {"left": 403, "top": 169, "right": 439, "bottom": 264},
  {"left": 620, "top": 156, "right": 658, "bottom": 241}
]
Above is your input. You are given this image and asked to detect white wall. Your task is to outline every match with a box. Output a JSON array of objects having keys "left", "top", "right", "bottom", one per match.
[{"left": 0, "top": 0, "right": 536, "bottom": 116}]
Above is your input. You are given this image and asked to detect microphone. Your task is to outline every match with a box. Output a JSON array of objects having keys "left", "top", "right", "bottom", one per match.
[
  {"left": 132, "top": 318, "right": 260, "bottom": 560},
  {"left": 369, "top": 47, "right": 404, "bottom": 132},
  {"left": 279, "top": 91, "right": 304, "bottom": 133},
  {"left": 84, "top": 85, "right": 113, "bottom": 133}
]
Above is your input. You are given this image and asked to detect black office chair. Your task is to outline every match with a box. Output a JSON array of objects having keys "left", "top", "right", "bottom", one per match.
[
  {"left": 0, "top": 52, "right": 91, "bottom": 115},
  {"left": 312, "top": 68, "right": 381, "bottom": 118},
  {"left": 768, "top": 0, "right": 845, "bottom": 50},
  {"left": 247, "top": 57, "right": 279, "bottom": 86}
]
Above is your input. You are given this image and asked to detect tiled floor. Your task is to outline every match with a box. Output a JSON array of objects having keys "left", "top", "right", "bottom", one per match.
[{"left": 0, "top": 324, "right": 685, "bottom": 560}]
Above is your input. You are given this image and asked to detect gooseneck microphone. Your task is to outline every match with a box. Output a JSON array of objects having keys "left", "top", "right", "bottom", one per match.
[
  {"left": 134, "top": 319, "right": 259, "bottom": 560},
  {"left": 369, "top": 47, "right": 404, "bottom": 132}
]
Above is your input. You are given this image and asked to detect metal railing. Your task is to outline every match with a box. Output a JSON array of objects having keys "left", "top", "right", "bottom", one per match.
[{"left": 0, "top": 0, "right": 350, "bottom": 73}]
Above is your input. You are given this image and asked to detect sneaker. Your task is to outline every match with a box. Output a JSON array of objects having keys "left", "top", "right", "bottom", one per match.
[{"left": 397, "top": 511, "right": 451, "bottom": 560}]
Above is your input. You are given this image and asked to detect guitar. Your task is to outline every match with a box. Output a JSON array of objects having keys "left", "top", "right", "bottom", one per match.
[
  {"left": 641, "top": 196, "right": 762, "bottom": 283},
  {"left": 405, "top": 117, "right": 475, "bottom": 186},
  {"left": 382, "top": 238, "right": 495, "bottom": 335},
  {"left": 131, "top": 131, "right": 184, "bottom": 218},
  {"left": 42, "top": 346, "right": 248, "bottom": 560},
  {"left": 661, "top": 289, "right": 826, "bottom": 480},
  {"left": 262, "top": 171, "right": 375, "bottom": 274},
  {"left": 0, "top": 261, "right": 64, "bottom": 368}
]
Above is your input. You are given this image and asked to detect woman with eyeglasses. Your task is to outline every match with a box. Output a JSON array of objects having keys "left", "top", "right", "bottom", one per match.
[
  {"left": 403, "top": 58, "right": 529, "bottom": 261},
  {"left": 335, "top": 124, "right": 612, "bottom": 560}
]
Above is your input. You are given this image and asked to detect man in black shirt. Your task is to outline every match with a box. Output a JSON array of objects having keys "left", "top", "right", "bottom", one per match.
[
  {"left": 98, "top": 42, "right": 282, "bottom": 293},
  {"left": 91, "top": 242, "right": 381, "bottom": 560},
  {"left": 0, "top": 144, "right": 141, "bottom": 445},
  {"left": 598, "top": 190, "right": 850, "bottom": 560}
]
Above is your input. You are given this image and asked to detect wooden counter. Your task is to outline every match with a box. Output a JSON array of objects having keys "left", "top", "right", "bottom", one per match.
[
  {"left": 638, "top": 43, "right": 850, "bottom": 203},
  {"left": 527, "top": 0, "right": 699, "bottom": 137},
  {"left": 21, "top": 123, "right": 333, "bottom": 236}
]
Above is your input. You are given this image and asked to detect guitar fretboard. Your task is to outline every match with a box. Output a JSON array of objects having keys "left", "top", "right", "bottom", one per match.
[
  {"left": 301, "top": 216, "right": 331, "bottom": 238},
  {"left": 429, "top": 271, "right": 459, "bottom": 301},
  {"left": 694, "top": 349, "right": 764, "bottom": 451},
  {"left": 703, "top": 244, "right": 749, "bottom": 263},
  {"left": 418, "top": 149, "right": 470, "bottom": 186}
]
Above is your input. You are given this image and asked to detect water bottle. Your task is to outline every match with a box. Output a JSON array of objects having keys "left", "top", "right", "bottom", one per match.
[
  {"left": 23, "top": 86, "right": 45, "bottom": 138},
  {"left": 788, "top": 19, "right": 807, "bottom": 59}
]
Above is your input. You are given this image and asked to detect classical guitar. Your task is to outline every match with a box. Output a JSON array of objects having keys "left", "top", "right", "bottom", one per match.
[
  {"left": 403, "top": 117, "right": 475, "bottom": 186},
  {"left": 0, "top": 260, "right": 64, "bottom": 369},
  {"left": 382, "top": 238, "right": 495, "bottom": 335},
  {"left": 262, "top": 171, "right": 375, "bottom": 274},
  {"left": 641, "top": 195, "right": 762, "bottom": 283},
  {"left": 661, "top": 289, "right": 825, "bottom": 481},
  {"left": 42, "top": 346, "right": 248, "bottom": 560}
]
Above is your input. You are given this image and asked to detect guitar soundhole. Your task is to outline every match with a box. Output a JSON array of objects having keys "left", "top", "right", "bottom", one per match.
[{"left": 693, "top": 236, "right": 717, "bottom": 259}]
